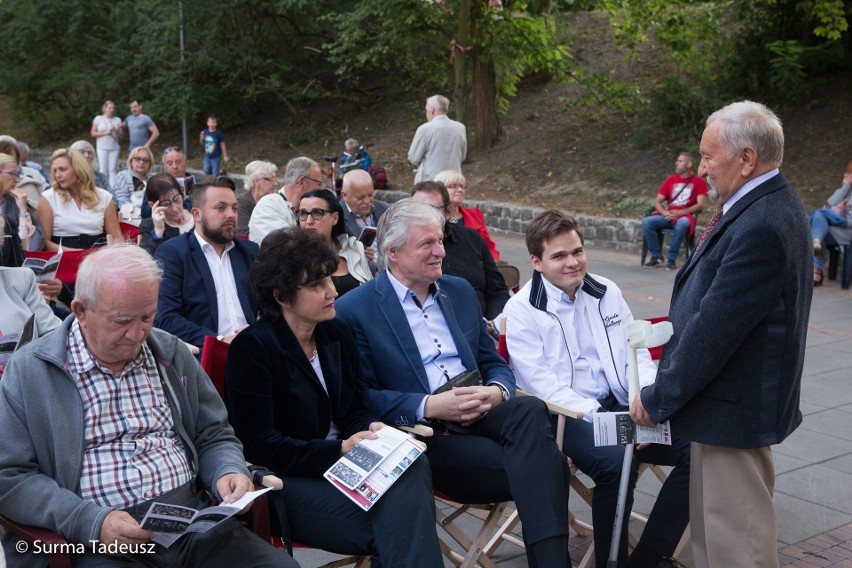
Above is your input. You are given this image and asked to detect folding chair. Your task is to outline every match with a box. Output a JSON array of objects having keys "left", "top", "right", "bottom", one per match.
[
  {"left": 24, "top": 249, "right": 90, "bottom": 285},
  {"left": 495, "top": 262, "right": 521, "bottom": 294},
  {"left": 640, "top": 217, "right": 699, "bottom": 266},
  {"left": 826, "top": 225, "right": 852, "bottom": 290},
  {"left": 0, "top": 517, "right": 71, "bottom": 568},
  {"left": 202, "top": 336, "right": 370, "bottom": 568},
  {"left": 119, "top": 221, "right": 140, "bottom": 244}
]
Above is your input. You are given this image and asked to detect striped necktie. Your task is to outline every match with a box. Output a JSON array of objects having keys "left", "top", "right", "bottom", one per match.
[{"left": 693, "top": 206, "right": 723, "bottom": 254}]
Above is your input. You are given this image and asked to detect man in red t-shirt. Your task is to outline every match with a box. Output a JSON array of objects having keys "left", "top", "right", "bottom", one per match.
[{"left": 643, "top": 151, "right": 709, "bottom": 269}]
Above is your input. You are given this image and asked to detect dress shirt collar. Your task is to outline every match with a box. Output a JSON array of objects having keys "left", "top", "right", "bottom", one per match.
[
  {"left": 192, "top": 229, "right": 235, "bottom": 257},
  {"left": 386, "top": 269, "right": 439, "bottom": 307},
  {"left": 540, "top": 272, "right": 581, "bottom": 306},
  {"left": 722, "top": 168, "right": 779, "bottom": 214}
]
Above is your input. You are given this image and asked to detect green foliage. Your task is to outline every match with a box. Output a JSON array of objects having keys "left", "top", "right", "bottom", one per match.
[
  {"left": 562, "top": 69, "right": 647, "bottom": 113},
  {"left": 613, "top": 196, "right": 654, "bottom": 215},
  {"left": 0, "top": 0, "right": 335, "bottom": 135},
  {"left": 599, "top": 0, "right": 852, "bottom": 131},
  {"left": 648, "top": 77, "right": 723, "bottom": 139},
  {"left": 767, "top": 40, "right": 809, "bottom": 100},
  {"left": 323, "top": 0, "right": 448, "bottom": 94},
  {"left": 476, "top": 3, "right": 571, "bottom": 114}
]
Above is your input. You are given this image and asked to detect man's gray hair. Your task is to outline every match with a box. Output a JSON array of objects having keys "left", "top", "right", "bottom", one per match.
[
  {"left": 282, "top": 156, "right": 319, "bottom": 186},
  {"left": 75, "top": 244, "right": 163, "bottom": 308},
  {"left": 244, "top": 160, "right": 278, "bottom": 191},
  {"left": 70, "top": 140, "right": 98, "bottom": 169},
  {"left": 426, "top": 95, "right": 449, "bottom": 114},
  {"left": 344, "top": 138, "right": 359, "bottom": 150},
  {"left": 706, "top": 100, "right": 784, "bottom": 166},
  {"left": 0, "top": 135, "right": 17, "bottom": 144},
  {"left": 376, "top": 198, "right": 444, "bottom": 271}
]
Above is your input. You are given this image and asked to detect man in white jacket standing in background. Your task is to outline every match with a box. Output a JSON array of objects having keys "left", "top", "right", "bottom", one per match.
[{"left": 502, "top": 209, "right": 690, "bottom": 568}]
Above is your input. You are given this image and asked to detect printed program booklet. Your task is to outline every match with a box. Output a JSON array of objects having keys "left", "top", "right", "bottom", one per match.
[
  {"left": 592, "top": 412, "right": 672, "bottom": 446},
  {"left": 324, "top": 426, "right": 426, "bottom": 511},
  {"left": 22, "top": 251, "right": 61, "bottom": 282},
  {"left": 139, "top": 487, "right": 271, "bottom": 547}
]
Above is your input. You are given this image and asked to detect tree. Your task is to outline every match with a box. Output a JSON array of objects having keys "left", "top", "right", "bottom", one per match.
[
  {"left": 600, "top": 0, "right": 851, "bottom": 116},
  {"left": 327, "top": 0, "right": 569, "bottom": 149}
]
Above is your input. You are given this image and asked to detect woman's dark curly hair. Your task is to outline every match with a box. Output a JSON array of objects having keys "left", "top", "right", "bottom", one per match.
[
  {"left": 300, "top": 188, "right": 346, "bottom": 238},
  {"left": 250, "top": 229, "right": 338, "bottom": 316}
]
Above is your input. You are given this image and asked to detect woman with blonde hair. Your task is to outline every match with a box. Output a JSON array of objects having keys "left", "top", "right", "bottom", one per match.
[
  {"left": 36, "top": 148, "right": 121, "bottom": 251},
  {"left": 112, "top": 146, "right": 155, "bottom": 207},
  {"left": 90, "top": 100, "right": 122, "bottom": 188},
  {"left": 433, "top": 169, "right": 500, "bottom": 260}
]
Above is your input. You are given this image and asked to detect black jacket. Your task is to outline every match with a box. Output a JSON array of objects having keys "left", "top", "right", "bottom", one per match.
[{"left": 225, "top": 315, "right": 376, "bottom": 478}]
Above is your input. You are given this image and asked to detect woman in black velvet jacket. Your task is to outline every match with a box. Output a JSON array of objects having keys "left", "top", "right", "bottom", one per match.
[{"left": 225, "top": 230, "right": 442, "bottom": 567}]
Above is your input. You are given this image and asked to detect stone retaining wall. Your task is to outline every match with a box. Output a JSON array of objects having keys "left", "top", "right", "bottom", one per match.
[{"left": 377, "top": 190, "right": 651, "bottom": 254}]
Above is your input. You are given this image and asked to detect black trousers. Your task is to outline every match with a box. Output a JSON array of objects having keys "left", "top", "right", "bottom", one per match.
[
  {"left": 561, "top": 416, "right": 691, "bottom": 568},
  {"left": 423, "top": 396, "right": 571, "bottom": 563},
  {"left": 271, "top": 457, "right": 443, "bottom": 568}
]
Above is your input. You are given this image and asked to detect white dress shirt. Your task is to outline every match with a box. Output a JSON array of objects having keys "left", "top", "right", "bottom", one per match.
[{"left": 193, "top": 231, "right": 247, "bottom": 337}]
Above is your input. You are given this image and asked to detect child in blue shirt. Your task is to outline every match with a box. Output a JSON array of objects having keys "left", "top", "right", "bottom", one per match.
[{"left": 199, "top": 115, "right": 229, "bottom": 176}]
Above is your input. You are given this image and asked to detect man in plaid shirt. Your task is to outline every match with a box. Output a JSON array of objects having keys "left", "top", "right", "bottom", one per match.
[{"left": 0, "top": 244, "right": 296, "bottom": 567}]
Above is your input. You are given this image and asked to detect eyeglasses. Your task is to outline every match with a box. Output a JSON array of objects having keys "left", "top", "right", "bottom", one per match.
[
  {"left": 260, "top": 176, "right": 277, "bottom": 183},
  {"left": 0, "top": 169, "right": 20, "bottom": 178},
  {"left": 446, "top": 183, "right": 466, "bottom": 190},
  {"left": 303, "top": 176, "right": 325, "bottom": 186},
  {"left": 161, "top": 194, "right": 184, "bottom": 206},
  {"left": 296, "top": 208, "right": 334, "bottom": 221},
  {"left": 163, "top": 146, "right": 181, "bottom": 155},
  {"left": 133, "top": 157, "right": 151, "bottom": 163}
]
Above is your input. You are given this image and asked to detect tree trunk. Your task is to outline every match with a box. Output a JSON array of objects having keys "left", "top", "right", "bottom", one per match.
[
  {"left": 453, "top": 0, "right": 472, "bottom": 126},
  {"left": 472, "top": 50, "right": 499, "bottom": 150}
]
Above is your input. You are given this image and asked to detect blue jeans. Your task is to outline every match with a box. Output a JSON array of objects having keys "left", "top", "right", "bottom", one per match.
[
  {"left": 642, "top": 214, "right": 691, "bottom": 261},
  {"left": 810, "top": 209, "right": 847, "bottom": 269},
  {"left": 203, "top": 155, "right": 221, "bottom": 176}
]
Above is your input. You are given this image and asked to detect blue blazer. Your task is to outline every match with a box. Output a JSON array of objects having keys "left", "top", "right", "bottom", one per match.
[
  {"left": 335, "top": 271, "right": 515, "bottom": 427},
  {"left": 641, "top": 172, "right": 813, "bottom": 448},
  {"left": 154, "top": 232, "right": 259, "bottom": 349}
]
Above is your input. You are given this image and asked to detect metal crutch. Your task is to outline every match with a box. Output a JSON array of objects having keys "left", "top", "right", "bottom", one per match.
[{"left": 607, "top": 319, "right": 673, "bottom": 567}]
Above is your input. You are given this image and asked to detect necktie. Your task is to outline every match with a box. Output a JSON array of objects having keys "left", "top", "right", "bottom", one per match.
[{"left": 693, "top": 206, "right": 723, "bottom": 254}]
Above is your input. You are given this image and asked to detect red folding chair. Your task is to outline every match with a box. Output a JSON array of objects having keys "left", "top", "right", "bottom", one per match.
[
  {"left": 119, "top": 222, "right": 140, "bottom": 243},
  {"left": 24, "top": 250, "right": 90, "bottom": 285}
]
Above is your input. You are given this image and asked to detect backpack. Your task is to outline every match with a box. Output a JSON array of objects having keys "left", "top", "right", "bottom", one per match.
[{"left": 368, "top": 165, "right": 388, "bottom": 190}]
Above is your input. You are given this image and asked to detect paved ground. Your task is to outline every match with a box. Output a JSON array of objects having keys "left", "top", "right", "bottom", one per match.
[{"left": 297, "top": 231, "right": 852, "bottom": 568}]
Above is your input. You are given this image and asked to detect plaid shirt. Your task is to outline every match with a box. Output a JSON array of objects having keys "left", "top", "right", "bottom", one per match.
[{"left": 68, "top": 321, "right": 192, "bottom": 508}]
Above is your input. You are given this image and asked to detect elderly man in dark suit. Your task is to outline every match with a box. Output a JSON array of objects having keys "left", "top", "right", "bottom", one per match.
[
  {"left": 631, "top": 101, "right": 813, "bottom": 568},
  {"left": 336, "top": 199, "right": 572, "bottom": 567},
  {"left": 155, "top": 176, "right": 259, "bottom": 352},
  {"left": 339, "top": 169, "right": 389, "bottom": 264}
]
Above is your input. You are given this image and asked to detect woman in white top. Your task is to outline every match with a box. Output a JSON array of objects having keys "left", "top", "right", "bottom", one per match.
[
  {"left": 37, "top": 148, "right": 121, "bottom": 251},
  {"left": 297, "top": 189, "right": 371, "bottom": 297},
  {"left": 90, "top": 100, "right": 122, "bottom": 188}
]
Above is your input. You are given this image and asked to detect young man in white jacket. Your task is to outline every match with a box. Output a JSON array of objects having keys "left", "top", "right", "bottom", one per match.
[{"left": 502, "top": 209, "right": 690, "bottom": 568}]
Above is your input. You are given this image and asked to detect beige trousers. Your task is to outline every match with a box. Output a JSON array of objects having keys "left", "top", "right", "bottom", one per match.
[{"left": 690, "top": 442, "right": 779, "bottom": 568}]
